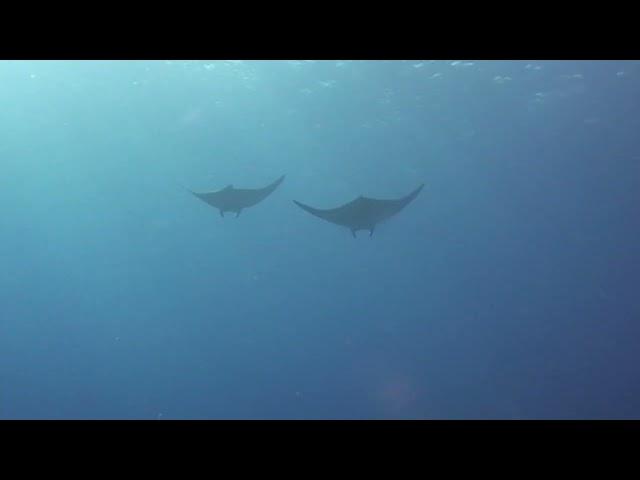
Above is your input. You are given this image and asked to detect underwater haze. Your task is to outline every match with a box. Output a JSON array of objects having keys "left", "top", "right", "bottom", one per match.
[{"left": 1, "top": 60, "right": 639, "bottom": 419}]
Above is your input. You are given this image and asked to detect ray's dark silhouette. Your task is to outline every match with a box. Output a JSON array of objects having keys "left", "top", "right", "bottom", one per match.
[
  {"left": 294, "top": 184, "right": 424, "bottom": 237},
  {"left": 186, "top": 175, "right": 285, "bottom": 217}
]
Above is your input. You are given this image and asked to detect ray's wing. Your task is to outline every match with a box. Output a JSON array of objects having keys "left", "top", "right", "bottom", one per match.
[
  {"left": 292, "top": 200, "right": 351, "bottom": 226},
  {"left": 252, "top": 175, "right": 286, "bottom": 202},
  {"left": 184, "top": 186, "right": 224, "bottom": 206},
  {"left": 233, "top": 175, "right": 286, "bottom": 208},
  {"left": 398, "top": 183, "right": 425, "bottom": 207},
  {"left": 361, "top": 183, "right": 425, "bottom": 220}
]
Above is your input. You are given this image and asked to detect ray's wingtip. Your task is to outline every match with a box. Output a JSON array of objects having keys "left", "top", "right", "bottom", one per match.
[
  {"left": 179, "top": 182, "right": 198, "bottom": 196},
  {"left": 292, "top": 199, "right": 311, "bottom": 211},
  {"left": 271, "top": 174, "right": 286, "bottom": 187},
  {"left": 402, "top": 183, "right": 425, "bottom": 203}
]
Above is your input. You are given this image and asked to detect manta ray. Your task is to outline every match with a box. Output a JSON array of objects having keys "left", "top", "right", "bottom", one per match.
[
  {"left": 293, "top": 184, "right": 424, "bottom": 237},
  {"left": 187, "top": 175, "right": 285, "bottom": 217}
]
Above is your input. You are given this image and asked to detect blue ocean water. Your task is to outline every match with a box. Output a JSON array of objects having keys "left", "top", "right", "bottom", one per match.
[{"left": 1, "top": 60, "right": 639, "bottom": 419}]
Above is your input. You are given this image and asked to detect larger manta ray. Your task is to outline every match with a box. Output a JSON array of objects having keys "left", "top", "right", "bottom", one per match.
[
  {"left": 294, "top": 184, "right": 425, "bottom": 237},
  {"left": 187, "top": 175, "right": 285, "bottom": 217}
]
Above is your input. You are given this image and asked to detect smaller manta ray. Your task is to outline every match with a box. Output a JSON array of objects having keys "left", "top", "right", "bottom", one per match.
[
  {"left": 293, "top": 184, "right": 425, "bottom": 238},
  {"left": 186, "top": 175, "right": 285, "bottom": 217}
]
